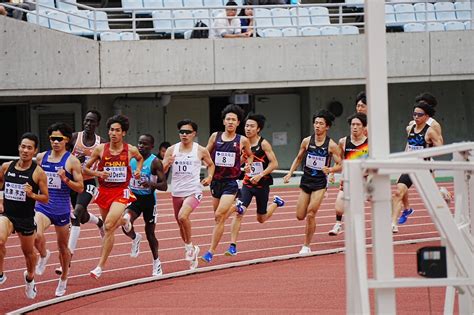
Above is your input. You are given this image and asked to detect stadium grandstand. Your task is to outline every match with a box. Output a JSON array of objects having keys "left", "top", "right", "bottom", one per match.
[{"left": 0, "top": 0, "right": 473, "bottom": 313}]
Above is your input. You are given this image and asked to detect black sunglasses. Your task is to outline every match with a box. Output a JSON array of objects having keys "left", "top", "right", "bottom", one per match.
[
  {"left": 413, "top": 112, "right": 425, "bottom": 118},
  {"left": 49, "top": 136, "right": 68, "bottom": 142},
  {"left": 179, "top": 129, "right": 193, "bottom": 135}
]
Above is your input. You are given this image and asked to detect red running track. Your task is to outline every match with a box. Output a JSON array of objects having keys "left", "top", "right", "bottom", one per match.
[{"left": 0, "top": 184, "right": 454, "bottom": 313}]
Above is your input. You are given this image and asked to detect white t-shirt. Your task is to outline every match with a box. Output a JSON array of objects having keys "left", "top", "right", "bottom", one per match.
[
  {"left": 209, "top": 12, "right": 242, "bottom": 38},
  {"left": 171, "top": 142, "right": 203, "bottom": 197}
]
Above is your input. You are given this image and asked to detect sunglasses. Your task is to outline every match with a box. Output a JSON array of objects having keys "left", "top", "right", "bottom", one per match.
[
  {"left": 179, "top": 129, "right": 193, "bottom": 135},
  {"left": 413, "top": 112, "right": 425, "bottom": 118},
  {"left": 49, "top": 136, "right": 68, "bottom": 142}
]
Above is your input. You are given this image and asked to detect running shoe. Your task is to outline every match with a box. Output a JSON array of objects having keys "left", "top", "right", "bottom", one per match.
[
  {"left": 273, "top": 195, "right": 285, "bottom": 207},
  {"left": 55, "top": 258, "right": 72, "bottom": 276},
  {"left": 328, "top": 222, "right": 343, "bottom": 236},
  {"left": 184, "top": 244, "right": 194, "bottom": 261},
  {"left": 190, "top": 245, "right": 200, "bottom": 270},
  {"left": 152, "top": 259, "right": 163, "bottom": 276},
  {"left": 225, "top": 244, "right": 237, "bottom": 256},
  {"left": 98, "top": 218, "right": 105, "bottom": 239},
  {"left": 235, "top": 199, "right": 245, "bottom": 215},
  {"left": 439, "top": 187, "right": 452, "bottom": 204},
  {"left": 123, "top": 214, "right": 132, "bottom": 233},
  {"left": 130, "top": 233, "right": 142, "bottom": 258},
  {"left": 36, "top": 249, "right": 51, "bottom": 275},
  {"left": 24, "top": 271, "right": 37, "bottom": 299},
  {"left": 55, "top": 278, "right": 67, "bottom": 297},
  {"left": 398, "top": 208, "right": 414, "bottom": 225},
  {"left": 200, "top": 251, "right": 213, "bottom": 263},
  {"left": 392, "top": 224, "right": 399, "bottom": 234},
  {"left": 90, "top": 266, "right": 102, "bottom": 279},
  {"left": 299, "top": 245, "right": 311, "bottom": 255},
  {"left": 0, "top": 273, "right": 6, "bottom": 285}
]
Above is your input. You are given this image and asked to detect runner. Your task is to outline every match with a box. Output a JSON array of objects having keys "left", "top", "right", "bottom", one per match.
[
  {"left": 225, "top": 114, "right": 285, "bottom": 256},
  {"left": 0, "top": 133, "right": 48, "bottom": 299},
  {"left": 328, "top": 113, "right": 368, "bottom": 236},
  {"left": 122, "top": 134, "right": 167, "bottom": 276},
  {"left": 162, "top": 119, "right": 215, "bottom": 270},
  {"left": 200, "top": 105, "right": 253, "bottom": 263},
  {"left": 55, "top": 110, "right": 106, "bottom": 276},
  {"left": 34, "top": 123, "right": 84, "bottom": 297},
  {"left": 283, "top": 110, "right": 342, "bottom": 254},
  {"left": 391, "top": 102, "right": 443, "bottom": 233},
  {"left": 84, "top": 114, "right": 143, "bottom": 279}
]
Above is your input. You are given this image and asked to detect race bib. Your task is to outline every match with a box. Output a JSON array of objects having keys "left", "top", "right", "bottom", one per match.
[
  {"left": 408, "top": 145, "right": 424, "bottom": 152},
  {"left": 104, "top": 166, "right": 127, "bottom": 183},
  {"left": 248, "top": 162, "right": 264, "bottom": 177},
  {"left": 45, "top": 171, "right": 62, "bottom": 189},
  {"left": 130, "top": 174, "right": 149, "bottom": 190},
  {"left": 173, "top": 160, "right": 193, "bottom": 175},
  {"left": 305, "top": 154, "right": 326, "bottom": 171},
  {"left": 215, "top": 151, "right": 236, "bottom": 167},
  {"left": 4, "top": 182, "right": 26, "bottom": 202}
]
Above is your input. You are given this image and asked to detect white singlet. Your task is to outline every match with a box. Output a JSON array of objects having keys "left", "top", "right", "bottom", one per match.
[
  {"left": 427, "top": 117, "right": 434, "bottom": 126},
  {"left": 171, "top": 142, "right": 202, "bottom": 197}
]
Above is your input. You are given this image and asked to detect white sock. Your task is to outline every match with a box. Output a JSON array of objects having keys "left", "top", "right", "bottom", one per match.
[
  {"left": 154, "top": 257, "right": 161, "bottom": 263},
  {"left": 88, "top": 213, "right": 99, "bottom": 225},
  {"left": 68, "top": 226, "right": 81, "bottom": 254},
  {"left": 184, "top": 243, "right": 193, "bottom": 251}
]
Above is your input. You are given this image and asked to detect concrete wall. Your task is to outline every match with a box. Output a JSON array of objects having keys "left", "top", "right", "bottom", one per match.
[{"left": 2, "top": 15, "right": 474, "bottom": 96}]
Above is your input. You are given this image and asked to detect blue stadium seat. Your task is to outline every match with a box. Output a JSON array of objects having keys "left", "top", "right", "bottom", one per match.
[
  {"left": 36, "top": 0, "right": 56, "bottom": 11},
  {"left": 56, "top": 0, "right": 78, "bottom": 12},
  {"left": 320, "top": 25, "right": 339, "bottom": 35},
  {"left": 203, "top": 0, "right": 223, "bottom": 7},
  {"left": 403, "top": 22, "right": 425, "bottom": 33},
  {"left": 173, "top": 9, "right": 194, "bottom": 32},
  {"left": 26, "top": 11, "right": 50, "bottom": 27},
  {"left": 344, "top": 0, "right": 363, "bottom": 9},
  {"left": 69, "top": 10, "right": 93, "bottom": 35},
  {"left": 48, "top": 11, "right": 71, "bottom": 33},
  {"left": 414, "top": 2, "right": 435, "bottom": 22},
  {"left": 282, "top": 27, "right": 297, "bottom": 37},
  {"left": 454, "top": 1, "right": 471, "bottom": 20},
  {"left": 143, "top": 0, "right": 163, "bottom": 14},
  {"left": 385, "top": 4, "right": 396, "bottom": 25},
  {"left": 152, "top": 10, "right": 172, "bottom": 33},
  {"left": 122, "top": 0, "right": 145, "bottom": 14},
  {"left": 88, "top": 11, "right": 110, "bottom": 32},
  {"left": 271, "top": 8, "right": 292, "bottom": 29},
  {"left": 340, "top": 25, "right": 359, "bottom": 35},
  {"left": 184, "top": 0, "right": 203, "bottom": 8},
  {"left": 289, "top": 7, "right": 311, "bottom": 27},
  {"left": 120, "top": 32, "right": 140, "bottom": 40},
  {"left": 193, "top": 9, "right": 210, "bottom": 26},
  {"left": 255, "top": 8, "right": 272, "bottom": 36},
  {"left": 261, "top": 28, "right": 282, "bottom": 38},
  {"left": 100, "top": 31, "right": 121, "bottom": 41},
  {"left": 309, "top": 6, "right": 330, "bottom": 26},
  {"left": 426, "top": 21, "right": 445, "bottom": 32},
  {"left": 434, "top": 2, "right": 456, "bottom": 22},
  {"left": 444, "top": 21, "right": 465, "bottom": 31},
  {"left": 163, "top": 0, "right": 183, "bottom": 8},
  {"left": 394, "top": 4, "right": 416, "bottom": 24},
  {"left": 301, "top": 26, "right": 320, "bottom": 36}
]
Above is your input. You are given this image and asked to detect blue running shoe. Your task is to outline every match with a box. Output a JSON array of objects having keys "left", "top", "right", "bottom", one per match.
[
  {"left": 200, "top": 251, "right": 213, "bottom": 263},
  {"left": 398, "top": 214, "right": 407, "bottom": 225},
  {"left": 225, "top": 244, "right": 237, "bottom": 256},
  {"left": 235, "top": 199, "right": 245, "bottom": 215},
  {"left": 402, "top": 208, "right": 414, "bottom": 217},
  {"left": 273, "top": 195, "right": 285, "bottom": 207}
]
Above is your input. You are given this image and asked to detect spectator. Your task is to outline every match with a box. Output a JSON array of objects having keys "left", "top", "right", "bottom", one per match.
[
  {"left": 239, "top": 6, "right": 254, "bottom": 35},
  {"left": 0, "top": 4, "right": 7, "bottom": 16},
  {"left": 0, "top": 0, "right": 35, "bottom": 20},
  {"left": 210, "top": 1, "right": 250, "bottom": 38},
  {"left": 158, "top": 141, "right": 171, "bottom": 160}
]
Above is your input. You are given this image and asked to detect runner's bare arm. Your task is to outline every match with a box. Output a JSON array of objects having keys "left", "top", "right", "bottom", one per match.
[
  {"left": 84, "top": 144, "right": 107, "bottom": 179},
  {"left": 30, "top": 166, "right": 49, "bottom": 203},
  {"left": 161, "top": 145, "right": 175, "bottom": 174},
  {"left": 250, "top": 139, "right": 278, "bottom": 184},
  {"left": 324, "top": 139, "right": 343, "bottom": 175},
  {"left": 241, "top": 136, "right": 254, "bottom": 173},
  {"left": 428, "top": 128, "right": 443, "bottom": 147},
  {"left": 130, "top": 145, "right": 144, "bottom": 178},
  {"left": 150, "top": 158, "right": 167, "bottom": 192},
  {"left": 69, "top": 132, "right": 78, "bottom": 152},
  {"left": 206, "top": 132, "right": 217, "bottom": 153},
  {"left": 200, "top": 145, "right": 215, "bottom": 186},
  {"left": 283, "top": 137, "right": 310, "bottom": 183},
  {"left": 0, "top": 162, "right": 10, "bottom": 189},
  {"left": 60, "top": 155, "right": 84, "bottom": 193},
  {"left": 35, "top": 152, "right": 45, "bottom": 166}
]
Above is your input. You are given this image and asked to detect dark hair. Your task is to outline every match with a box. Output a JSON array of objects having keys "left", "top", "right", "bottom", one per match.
[
  {"left": 414, "top": 101, "right": 436, "bottom": 117},
  {"left": 86, "top": 109, "right": 102, "bottom": 123},
  {"left": 140, "top": 133, "right": 155, "bottom": 145},
  {"left": 47, "top": 122, "right": 73, "bottom": 139},
  {"left": 226, "top": 0, "right": 238, "bottom": 6},
  {"left": 177, "top": 119, "right": 198, "bottom": 132},
  {"left": 221, "top": 104, "right": 245, "bottom": 122},
  {"left": 106, "top": 114, "right": 130, "bottom": 132},
  {"left": 20, "top": 132, "right": 39, "bottom": 149},
  {"left": 313, "top": 109, "right": 335, "bottom": 127},
  {"left": 347, "top": 112, "right": 367, "bottom": 127},
  {"left": 246, "top": 113, "right": 266, "bottom": 130},
  {"left": 356, "top": 91, "right": 366, "bottom": 105},
  {"left": 159, "top": 141, "right": 171, "bottom": 149},
  {"left": 415, "top": 92, "right": 437, "bottom": 107}
]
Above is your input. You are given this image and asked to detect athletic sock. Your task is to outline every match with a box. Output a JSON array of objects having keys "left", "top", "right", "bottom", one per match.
[
  {"left": 336, "top": 215, "right": 343, "bottom": 222},
  {"left": 68, "top": 225, "right": 81, "bottom": 254},
  {"left": 88, "top": 213, "right": 99, "bottom": 225},
  {"left": 184, "top": 243, "right": 193, "bottom": 251}
]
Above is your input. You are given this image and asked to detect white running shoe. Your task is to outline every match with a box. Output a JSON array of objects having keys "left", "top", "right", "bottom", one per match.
[
  {"left": 152, "top": 259, "right": 163, "bottom": 276},
  {"left": 130, "top": 233, "right": 142, "bottom": 258},
  {"left": 0, "top": 273, "right": 7, "bottom": 285},
  {"left": 184, "top": 244, "right": 194, "bottom": 262},
  {"left": 36, "top": 249, "right": 51, "bottom": 275},
  {"left": 328, "top": 222, "right": 343, "bottom": 236},
  {"left": 190, "top": 245, "right": 200, "bottom": 270},
  {"left": 123, "top": 214, "right": 132, "bottom": 233},
  {"left": 299, "top": 245, "right": 311, "bottom": 255},
  {"left": 392, "top": 224, "right": 399, "bottom": 234},
  {"left": 439, "top": 187, "right": 452, "bottom": 204},
  {"left": 24, "top": 271, "right": 37, "bottom": 299},
  {"left": 90, "top": 266, "right": 102, "bottom": 280},
  {"left": 55, "top": 278, "right": 67, "bottom": 297}
]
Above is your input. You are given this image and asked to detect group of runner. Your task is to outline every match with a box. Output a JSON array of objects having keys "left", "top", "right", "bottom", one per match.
[{"left": 0, "top": 92, "right": 451, "bottom": 299}]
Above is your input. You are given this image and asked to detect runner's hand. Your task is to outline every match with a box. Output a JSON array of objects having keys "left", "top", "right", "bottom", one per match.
[
  {"left": 283, "top": 173, "right": 291, "bottom": 184},
  {"left": 328, "top": 173, "right": 335, "bottom": 184},
  {"left": 97, "top": 171, "right": 109, "bottom": 179},
  {"left": 133, "top": 169, "right": 141, "bottom": 179},
  {"left": 24, "top": 183, "right": 33, "bottom": 197},
  {"left": 201, "top": 175, "right": 212, "bottom": 186},
  {"left": 58, "top": 168, "right": 68, "bottom": 182},
  {"left": 250, "top": 173, "right": 263, "bottom": 184}
]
